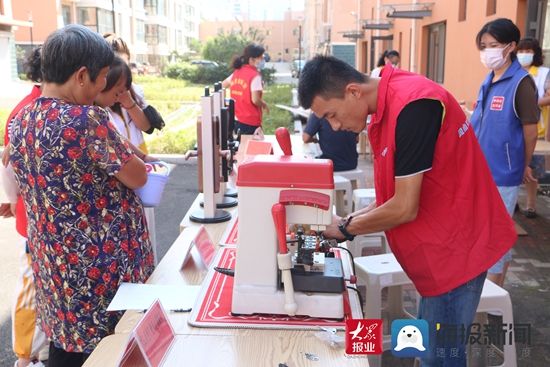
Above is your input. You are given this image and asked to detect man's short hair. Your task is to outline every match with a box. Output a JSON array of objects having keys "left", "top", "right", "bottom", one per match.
[
  {"left": 298, "top": 56, "right": 367, "bottom": 109},
  {"left": 41, "top": 24, "right": 114, "bottom": 84}
]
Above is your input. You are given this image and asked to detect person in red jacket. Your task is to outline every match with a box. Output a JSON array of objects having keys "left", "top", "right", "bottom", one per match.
[
  {"left": 222, "top": 43, "right": 269, "bottom": 137},
  {"left": 298, "top": 55, "right": 516, "bottom": 366},
  {"left": 1, "top": 47, "right": 48, "bottom": 367}
]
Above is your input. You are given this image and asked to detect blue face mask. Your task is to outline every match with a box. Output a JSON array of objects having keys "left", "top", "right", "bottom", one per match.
[
  {"left": 257, "top": 59, "right": 266, "bottom": 70},
  {"left": 517, "top": 53, "right": 534, "bottom": 67}
]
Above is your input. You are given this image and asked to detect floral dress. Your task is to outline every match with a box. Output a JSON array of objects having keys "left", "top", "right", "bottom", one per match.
[{"left": 9, "top": 98, "right": 155, "bottom": 353}]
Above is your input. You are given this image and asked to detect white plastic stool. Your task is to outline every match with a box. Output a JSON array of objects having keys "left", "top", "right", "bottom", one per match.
[
  {"left": 335, "top": 168, "right": 366, "bottom": 189},
  {"left": 354, "top": 253, "right": 415, "bottom": 367},
  {"left": 475, "top": 279, "right": 517, "bottom": 367},
  {"left": 353, "top": 188, "right": 376, "bottom": 211},
  {"left": 333, "top": 175, "right": 352, "bottom": 216}
]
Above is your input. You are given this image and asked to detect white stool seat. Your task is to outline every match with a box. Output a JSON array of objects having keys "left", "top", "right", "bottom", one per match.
[
  {"left": 354, "top": 253, "right": 415, "bottom": 367},
  {"left": 335, "top": 168, "right": 365, "bottom": 189},
  {"left": 475, "top": 279, "right": 517, "bottom": 367},
  {"left": 333, "top": 175, "right": 352, "bottom": 216},
  {"left": 352, "top": 188, "right": 376, "bottom": 211}
]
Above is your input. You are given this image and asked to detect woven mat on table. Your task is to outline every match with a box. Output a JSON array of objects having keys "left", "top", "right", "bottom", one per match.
[{"left": 188, "top": 247, "right": 362, "bottom": 330}]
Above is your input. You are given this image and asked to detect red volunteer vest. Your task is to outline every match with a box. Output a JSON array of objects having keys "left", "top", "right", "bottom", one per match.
[
  {"left": 369, "top": 66, "right": 516, "bottom": 296},
  {"left": 4, "top": 85, "right": 41, "bottom": 237},
  {"left": 230, "top": 64, "right": 262, "bottom": 126}
]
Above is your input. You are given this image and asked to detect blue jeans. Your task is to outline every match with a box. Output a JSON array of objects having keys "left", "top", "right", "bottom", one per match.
[
  {"left": 417, "top": 271, "right": 487, "bottom": 366},
  {"left": 489, "top": 186, "right": 519, "bottom": 273}
]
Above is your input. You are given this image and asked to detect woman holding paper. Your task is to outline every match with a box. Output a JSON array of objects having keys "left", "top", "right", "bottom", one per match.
[{"left": 7, "top": 25, "right": 154, "bottom": 366}]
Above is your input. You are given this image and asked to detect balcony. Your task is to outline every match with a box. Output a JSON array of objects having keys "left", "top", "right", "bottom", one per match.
[
  {"left": 384, "top": 3, "right": 434, "bottom": 19},
  {"left": 340, "top": 30, "right": 364, "bottom": 40},
  {"left": 362, "top": 19, "right": 393, "bottom": 30}
]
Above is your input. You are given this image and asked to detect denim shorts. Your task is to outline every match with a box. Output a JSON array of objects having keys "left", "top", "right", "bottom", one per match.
[
  {"left": 529, "top": 155, "right": 546, "bottom": 179},
  {"left": 489, "top": 186, "right": 519, "bottom": 274}
]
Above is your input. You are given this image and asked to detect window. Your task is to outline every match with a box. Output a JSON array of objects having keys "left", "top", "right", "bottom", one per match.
[
  {"left": 459, "top": 0, "right": 467, "bottom": 22},
  {"left": 62, "top": 5, "right": 72, "bottom": 25},
  {"left": 426, "top": 22, "right": 446, "bottom": 84},
  {"left": 78, "top": 8, "right": 97, "bottom": 30},
  {"left": 145, "top": 0, "right": 157, "bottom": 15},
  {"left": 486, "top": 0, "right": 496, "bottom": 16},
  {"left": 97, "top": 8, "right": 114, "bottom": 34},
  {"left": 158, "top": 25, "right": 167, "bottom": 44},
  {"left": 146, "top": 24, "right": 158, "bottom": 44},
  {"left": 136, "top": 19, "right": 145, "bottom": 42},
  {"left": 176, "top": 30, "right": 183, "bottom": 49}
]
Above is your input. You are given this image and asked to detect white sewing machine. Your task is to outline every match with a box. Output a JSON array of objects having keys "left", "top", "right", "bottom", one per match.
[{"left": 231, "top": 128, "right": 346, "bottom": 319}]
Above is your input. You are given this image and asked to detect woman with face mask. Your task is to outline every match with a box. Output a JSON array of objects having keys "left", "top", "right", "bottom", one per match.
[
  {"left": 222, "top": 43, "right": 269, "bottom": 137},
  {"left": 516, "top": 37, "right": 550, "bottom": 218},
  {"left": 470, "top": 18, "right": 539, "bottom": 288}
]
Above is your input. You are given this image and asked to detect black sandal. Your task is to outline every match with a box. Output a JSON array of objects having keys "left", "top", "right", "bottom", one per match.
[{"left": 523, "top": 208, "right": 537, "bottom": 218}]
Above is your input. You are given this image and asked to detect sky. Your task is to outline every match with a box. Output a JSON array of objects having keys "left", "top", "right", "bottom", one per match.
[{"left": 200, "top": 0, "right": 304, "bottom": 21}]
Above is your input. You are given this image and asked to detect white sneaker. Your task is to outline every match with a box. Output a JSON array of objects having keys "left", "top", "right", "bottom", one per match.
[{"left": 29, "top": 362, "right": 45, "bottom": 367}]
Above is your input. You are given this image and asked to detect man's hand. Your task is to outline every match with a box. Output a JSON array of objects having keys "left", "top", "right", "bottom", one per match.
[
  {"left": 322, "top": 214, "right": 346, "bottom": 242},
  {"left": 0, "top": 203, "right": 13, "bottom": 218}
]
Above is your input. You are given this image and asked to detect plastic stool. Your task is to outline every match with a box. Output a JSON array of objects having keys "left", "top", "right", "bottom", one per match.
[
  {"left": 474, "top": 279, "right": 517, "bottom": 367},
  {"left": 333, "top": 175, "right": 352, "bottom": 216},
  {"left": 352, "top": 188, "right": 376, "bottom": 211},
  {"left": 354, "top": 253, "right": 415, "bottom": 367},
  {"left": 335, "top": 168, "right": 366, "bottom": 189}
]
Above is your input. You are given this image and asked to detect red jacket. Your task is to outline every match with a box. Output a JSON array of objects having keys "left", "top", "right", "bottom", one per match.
[
  {"left": 230, "top": 64, "right": 262, "bottom": 126},
  {"left": 4, "top": 85, "right": 41, "bottom": 237},
  {"left": 369, "top": 66, "right": 516, "bottom": 296}
]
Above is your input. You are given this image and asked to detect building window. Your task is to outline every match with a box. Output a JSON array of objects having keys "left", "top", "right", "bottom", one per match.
[
  {"left": 146, "top": 24, "right": 158, "bottom": 44},
  {"left": 176, "top": 30, "right": 183, "bottom": 49},
  {"left": 486, "top": 0, "right": 496, "bottom": 16},
  {"left": 427, "top": 22, "right": 446, "bottom": 84},
  {"left": 62, "top": 5, "right": 72, "bottom": 25},
  {"left": 97, "top": 8, "right": 114, "bottom": 34},
  {"left": 136, "top": 19, "right": 145, "bottom": 42},
  {"left": 459, "top": 0, "right": 467, "bottom": 22},
  {"left": 78, "top": 8, "right": 98, "bottom": 31},
  {"left": 145, "top": 0, "right": 157, "bottom": 15},
  {"left": 158, "top": 25, "right": 167, "bottom": 44}
]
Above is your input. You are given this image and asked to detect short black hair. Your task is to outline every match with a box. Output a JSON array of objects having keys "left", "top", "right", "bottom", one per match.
[
  {"left": 517, "top": 37, "right": 544, "bottom": 67},
  {"left": 41, "top": 24, "right": 114, "bottom": 84},
  {"left": 476, "top": 18, "right": 520, "bottom": 59},
  {"left": 25, "top": 47, "right": 42, "bottom": 83},
  {"left": 376, "top": 49, "right": 400, "bottom": 67},
  {"left": 298, "top": 55, "right": 367, "bottom": 109},
  {"left": 103, "top": 56, "right": 132, "bottom": 92}
]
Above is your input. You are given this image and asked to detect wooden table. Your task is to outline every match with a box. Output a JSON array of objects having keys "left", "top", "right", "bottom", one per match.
[{"left": 84, "top": 138, "right": 366, "bottom": 366}]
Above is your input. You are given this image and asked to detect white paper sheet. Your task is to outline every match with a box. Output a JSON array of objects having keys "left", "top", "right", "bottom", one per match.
[{"left": 107, "top": 283, "right": 200, "bottom": 312}]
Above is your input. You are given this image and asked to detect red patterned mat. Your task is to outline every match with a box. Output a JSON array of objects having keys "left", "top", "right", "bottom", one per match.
[
  {"left": 220, "top": 217, "right": 238, "bottom": 246},
  {"left": 188, "top": 247, "right": 362, "bottom": 330}
]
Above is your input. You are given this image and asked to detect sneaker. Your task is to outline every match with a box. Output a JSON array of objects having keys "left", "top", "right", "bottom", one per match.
[{"left": 523, "top": 208, "right": 537, "bottom": 218}]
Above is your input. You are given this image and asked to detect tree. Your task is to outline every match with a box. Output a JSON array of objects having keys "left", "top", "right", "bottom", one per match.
[{"left": 202, "top": 32, "right": 248, "bottom": 65}]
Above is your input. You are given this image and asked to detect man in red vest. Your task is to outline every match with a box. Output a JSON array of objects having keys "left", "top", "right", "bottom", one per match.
[{"left": 298, "top": 55, "right": 516, "bottom": 365}]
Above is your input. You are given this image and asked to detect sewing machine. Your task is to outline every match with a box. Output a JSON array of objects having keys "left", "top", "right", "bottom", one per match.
[{"left": 231, "top": 128, "right": 346, "bottom": 319}]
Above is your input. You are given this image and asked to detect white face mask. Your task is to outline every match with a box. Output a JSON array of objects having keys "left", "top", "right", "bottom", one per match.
[
  {"left": 480, "top": 45, "right": 510, "bottom": 70},
  {"left": 517, "top": 53, "right": 534, "bottom": 67}
]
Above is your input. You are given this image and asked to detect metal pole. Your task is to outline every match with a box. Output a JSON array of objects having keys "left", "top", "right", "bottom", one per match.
[{"left": 111, "top": 0, "right": 116, "bottom": 33}]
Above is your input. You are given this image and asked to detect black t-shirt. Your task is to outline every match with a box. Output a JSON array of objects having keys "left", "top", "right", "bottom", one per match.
[{"left": 394, "top": 99, "right": 443, "bottom": 177}]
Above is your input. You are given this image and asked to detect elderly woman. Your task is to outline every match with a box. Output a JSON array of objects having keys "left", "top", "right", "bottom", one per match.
[{"left": 8, "top": 25, "right": 154, "bottom": 366}]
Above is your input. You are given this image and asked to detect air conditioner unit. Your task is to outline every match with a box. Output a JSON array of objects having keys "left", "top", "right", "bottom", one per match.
[{"left": 319, "top": 23, "right": 331, "bottom": 43}]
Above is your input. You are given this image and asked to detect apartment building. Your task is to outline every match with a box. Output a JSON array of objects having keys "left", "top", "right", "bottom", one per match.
[
  {"left": 10, "top": 0, "right": 199, "bottom": 71},
  {"left": 0, "top": 0, "right": 33, "bottom": 82},
  {"left": 304, "top": 0, "right": 550, "bottom": 107},
  {"left": 199, "top": 10, "right": 303, "bottom": 63}
]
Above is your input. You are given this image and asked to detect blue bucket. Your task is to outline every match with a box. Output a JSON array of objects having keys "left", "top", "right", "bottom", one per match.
[{"left": 134, "top": 161, "right": 170, "bottom": 207}]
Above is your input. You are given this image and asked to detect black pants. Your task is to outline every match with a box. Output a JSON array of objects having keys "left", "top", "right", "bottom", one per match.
[
  {"left": 48, "top": 342, "right": 89, "bottom": 367},
  {"left": 234, "top": 121, "right": 259, "bottom": 136}
]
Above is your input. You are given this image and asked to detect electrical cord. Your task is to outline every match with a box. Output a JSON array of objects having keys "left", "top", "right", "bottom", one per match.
[{"left": 335, "top": 245, "right": 355, "bottom": 275}]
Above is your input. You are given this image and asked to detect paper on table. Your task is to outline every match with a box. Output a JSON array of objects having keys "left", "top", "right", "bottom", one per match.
[{"left": 107, "top": 283, "right": 200, "bottom": 312}]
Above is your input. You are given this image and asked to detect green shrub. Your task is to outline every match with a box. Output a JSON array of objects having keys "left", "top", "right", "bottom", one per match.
[
  {"left": 262, "top": 84, "right": 294, "bottom": 134},
  {"left": 163, "top": 62, "right": 231, "bottom": 85},
  {"left": 0, "top": 108, "right": 10, "bottom": 145},
  {"left": 260, "top": 67, "right": 276, "bottom": 86}
]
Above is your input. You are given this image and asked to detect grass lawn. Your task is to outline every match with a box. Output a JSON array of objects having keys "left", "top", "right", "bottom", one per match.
[{"left": 0, "top": 78, "right": 296, "bottom": 155}]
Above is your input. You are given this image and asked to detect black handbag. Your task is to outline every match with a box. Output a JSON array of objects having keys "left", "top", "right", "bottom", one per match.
[{"left": 143, "top": 105, "right": 165, "bottom": 134}]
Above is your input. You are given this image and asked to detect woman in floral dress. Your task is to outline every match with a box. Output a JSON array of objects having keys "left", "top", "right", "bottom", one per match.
[{"left": 8, "top": 25, "right": 154, "bottom": 366}]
